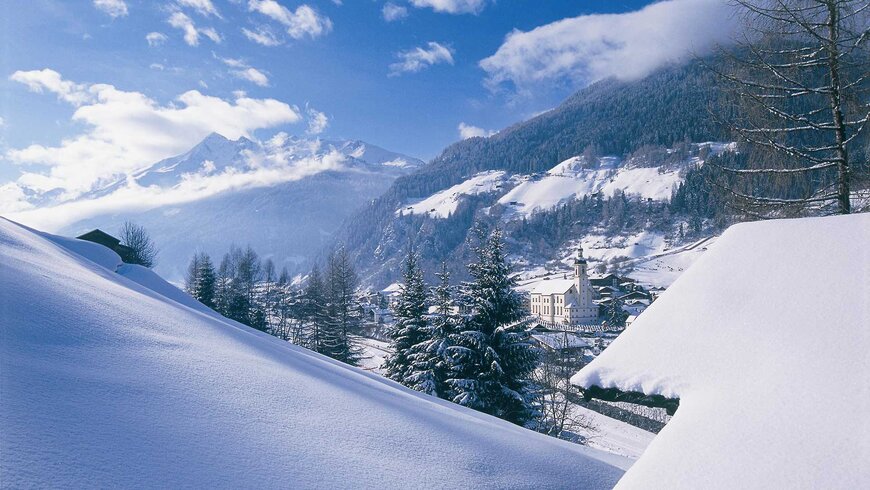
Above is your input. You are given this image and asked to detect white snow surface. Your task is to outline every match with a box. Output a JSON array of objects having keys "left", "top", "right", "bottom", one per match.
[
  {"left": 0, "top": 218, "right": 627, "bottom": 489},
  {"left": 572, "top": 214, "right": 870, "bottom": 489},
  {"left": 498, "top": 157, "right": 682, "bottom": 217},
  {"left": 398, "top": 170, "right": 508, "bottom": 218}
]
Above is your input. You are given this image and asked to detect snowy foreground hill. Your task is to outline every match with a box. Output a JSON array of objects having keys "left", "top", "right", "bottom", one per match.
[
  {"left": 0, "top": 218, "right": 626, "bottom": 488},
  {"left": 574, "top": 213, "right": 870, "bottom": 489}
]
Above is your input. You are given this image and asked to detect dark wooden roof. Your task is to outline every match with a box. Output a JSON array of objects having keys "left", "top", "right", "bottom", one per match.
[
  {"left": 76, "top": 229, "right": 121, "bottom": 248},
  {"left": 582, "top": 385, "right": 680, "bottom": 415}
]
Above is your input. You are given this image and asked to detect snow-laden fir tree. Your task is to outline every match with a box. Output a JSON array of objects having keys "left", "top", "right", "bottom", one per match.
[
  {"left": 185, "top": 252, "right": 217, "bottom": 309},
  {"left": 407, "top": 262, "right": 459, "bottom": 398},
  {"left": 448, "top": 229, "right": 539, "bottom": 426},
  {"left": 383, "top": 248, "right": 429, "bottom": 386},
  {"left": 321, "top": 248, "right": 363, "bottom": 365},
  {"left": 302, "top": 264, "right": 328, "bottom": 354}
]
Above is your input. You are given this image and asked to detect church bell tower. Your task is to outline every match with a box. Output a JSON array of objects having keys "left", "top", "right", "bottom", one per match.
[
  {"left": 573, "top": 246, "right": 588, "bottom": 280},
  {"left": 572, "top": 245, "right": 597, "bottom": 323}
]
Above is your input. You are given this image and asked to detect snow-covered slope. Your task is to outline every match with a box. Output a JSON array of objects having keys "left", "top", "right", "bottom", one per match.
[
  {"left": 0, "top": 218, "right": 626, "bottom": 488},
  {"left": 397, "top": 143, "right": 734, "bottom": 223},
  {"left": 572, "top": 214, "right": 870, "bottom": 489},
  {"left": 498, "top": 157, "right": 683, "bottom": 217},
  {"left": 397, "top": 170, "right": 510, "bottom": 218}
]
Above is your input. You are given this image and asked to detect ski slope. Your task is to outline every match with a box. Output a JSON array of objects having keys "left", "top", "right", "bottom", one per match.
[
  {"left": 0, "top": 218, "right": 626, "bottom": 489},
  {"left": 573, "top": 214, "right": 870, "bottom": 489}
]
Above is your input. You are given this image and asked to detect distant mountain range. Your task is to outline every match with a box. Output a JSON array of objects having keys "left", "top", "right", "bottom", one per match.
[{"left": 57, "top": 132, "right": 423, "bottom": 281}]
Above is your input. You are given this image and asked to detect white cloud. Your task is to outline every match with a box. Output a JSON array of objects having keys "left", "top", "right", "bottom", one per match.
[
  {"left": 9, "top": 69, "right": 91, "bottom": 106},
  {"left": 458, "top": 122, "right": 496, "bottom": 140},
  {"left": 168, "top": 11, "right": 222, "bottom": 46},
  {"left": 0, "top": 183, "right": 34, "bottom": 214},
  {"left": 177, "top": 0, "right": 221, "bottom": 17},
  {"left": 242, "top": 26, "right": 283, "bottom": 46},
  {"left": 6, "top": 143, "right": 349, "bottom": 232},
  {"left": 306, "top": 108, "right": 328, "bottom": 135},
  {"left": 0, "top": 116, "right": 5, "bottom": 127},
  {"left": 145, "top": 32, "right": 168, "bottom": 47},
  {"left": 480, "top": 0, "right": 738, "bottom": 92},
  {"left": 382, "top": 3, "right": 408, "bottom": 22},
  {"left": 6, "top": 69, "right": 300, "bottom": 199},
  {"left": 218, "top": 57, "right": 270, "bottom": 86},
  {"left": 200, "top": 27, "right": 222, "bottom": 43},
  {"left": 247, "top": 1, "right": 332, "bottom": 40},
  {"left": 93, "top": 0, "right": 128, "bottom": 18},
  {"left": 235, "top": 67, "right": 270, "bottom": 87},
  {"left": 389, "top": 42, "right": 454, "bottom": 76},
  {"left": 409, "top": 0, "right": 487, "bottom": 15}
]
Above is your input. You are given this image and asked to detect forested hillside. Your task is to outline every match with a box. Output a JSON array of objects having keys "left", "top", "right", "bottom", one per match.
[{"left": 334, "top": 58, "right": 735, "bottom": 286}]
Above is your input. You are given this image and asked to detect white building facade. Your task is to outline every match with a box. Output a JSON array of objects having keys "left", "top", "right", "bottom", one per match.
[{"left": 529, "top": 248, "right": 598, "bottom": 325}]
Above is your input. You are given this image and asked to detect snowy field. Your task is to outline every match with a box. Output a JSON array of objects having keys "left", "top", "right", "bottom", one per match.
[
  {"left": 0, "top": 218, "right": 627, "bottom": 489},
  {"left": 396, "top": 145, "right": 738, "bottom": 223},
  {"left": 498, "top": 157, "right": 683, "bottom": 218},
  {"left": 396, "top": 170, "right": 509, "bottom": 218},
  {"left": 574, "top": 214, "right": 870, "bottom": 489}
]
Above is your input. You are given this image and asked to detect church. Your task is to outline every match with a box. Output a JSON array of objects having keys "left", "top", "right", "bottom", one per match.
[{"left": 529, "top": 248, "right": 598, "bottom": 325}]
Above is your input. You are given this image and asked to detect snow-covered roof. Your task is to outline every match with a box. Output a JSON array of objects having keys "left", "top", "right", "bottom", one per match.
[
  {"left": 380, "top": 282, "right": 402, "bottom": 295},
  {"left": 572, "top": 214, "right": 870, "bottom": 489},
  {"left": 0, "top": 218, "right": 626, "bottom": 488},
  {"left": 530, "top": 278, "right": 575, "bottom": 295}
]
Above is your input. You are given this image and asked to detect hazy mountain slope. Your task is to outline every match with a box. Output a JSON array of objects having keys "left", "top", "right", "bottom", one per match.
[
  {"left": 56, "top": 133, "right": 422, "bottom": 281},
  {"left": 0, "top": 218, "right": 627, "bottom": 488}
]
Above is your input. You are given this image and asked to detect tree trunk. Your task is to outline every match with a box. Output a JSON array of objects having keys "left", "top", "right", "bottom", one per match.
[{"left": 825, "top": 1, "right": 852, "bottom": 214}]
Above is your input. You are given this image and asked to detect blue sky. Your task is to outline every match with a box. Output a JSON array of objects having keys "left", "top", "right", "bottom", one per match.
[{"left": 0, "top": 0, "right": 737, "bottom": 213}]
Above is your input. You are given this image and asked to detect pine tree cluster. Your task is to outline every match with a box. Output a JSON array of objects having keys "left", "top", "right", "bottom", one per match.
[
  {"left": 184, "top": 246, "right": 364, "bottom": 366},
  {"left": 384, "top": 230, "right": 540, "bottom": 427}
]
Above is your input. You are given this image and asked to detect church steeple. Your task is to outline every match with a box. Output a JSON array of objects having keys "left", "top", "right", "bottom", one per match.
[
  {"left": 573, "top": 245, "right": 588, "bottom": 278},
  {"left": 571, "top": 244, "right": 596, "bottom": 323}
]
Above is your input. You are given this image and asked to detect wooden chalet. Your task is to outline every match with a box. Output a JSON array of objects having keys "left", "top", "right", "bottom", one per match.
[{"left": 76, "top": 229, "right": 137, "bottom": 264}]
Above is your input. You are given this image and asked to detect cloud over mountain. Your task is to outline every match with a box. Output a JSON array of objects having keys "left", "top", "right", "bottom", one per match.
[
  {"left": 5, "top": 69, "right": 300, "bottom": 198},
  {"left": 480, "top": 0, "right": 737, "bottom": 92}
]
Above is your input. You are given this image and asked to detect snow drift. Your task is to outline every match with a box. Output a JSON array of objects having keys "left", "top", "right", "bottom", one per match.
[
  {"left": 0, "top": 218, "right": 625, "bottom": 488},
  {"left": 573, "top": 214, "right": 870, "bottom": 489}
]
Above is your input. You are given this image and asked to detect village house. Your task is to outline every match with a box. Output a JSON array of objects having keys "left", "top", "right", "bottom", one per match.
[
  {"left": 529, "top": 247, "right": 598, "bottom": 325},
  {"left": 76, "top": 229, "right": 137, "bottom": 264}
]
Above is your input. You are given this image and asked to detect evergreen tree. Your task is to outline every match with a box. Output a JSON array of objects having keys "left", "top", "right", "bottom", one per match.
[
  {"left": 196, "top": 254, "right": 217, "bottom": 309},
  {"left": 184, "top": 254, "right": 202, "bottom": 298},
  {"left": 215, "top": 250, "right": 236, "bottom": 318},
  {"left": 407, "top": 262, "right": 458, "bottom": 398},
  {"left": 302, "top": 265, "right": 328, "bottom": 354},
  {"left": 383, "top": 248, "right": 429, "bottom": 386},
  {"left": 448, "top": 229, "right": 539, "bottom": 426},
  {"left": 605, "top": 297, "right": 628, "bottom": 329},
  {"left": 321, "top": 249, "right": 362, "bottom": 365},
  {"left": 186, "top": 252, "right": 217, "bottom": 309}
]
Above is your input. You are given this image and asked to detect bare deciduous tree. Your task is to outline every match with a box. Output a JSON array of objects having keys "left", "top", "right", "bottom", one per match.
[
  {"left": 711, "top": 0, "right": 869, "bottom": 215},
  {"left": 119, "top": 221, "right": 159, "bottom": 268},
  {"left": 533, "top": 331, "right": 596, "bottom": 442}
]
